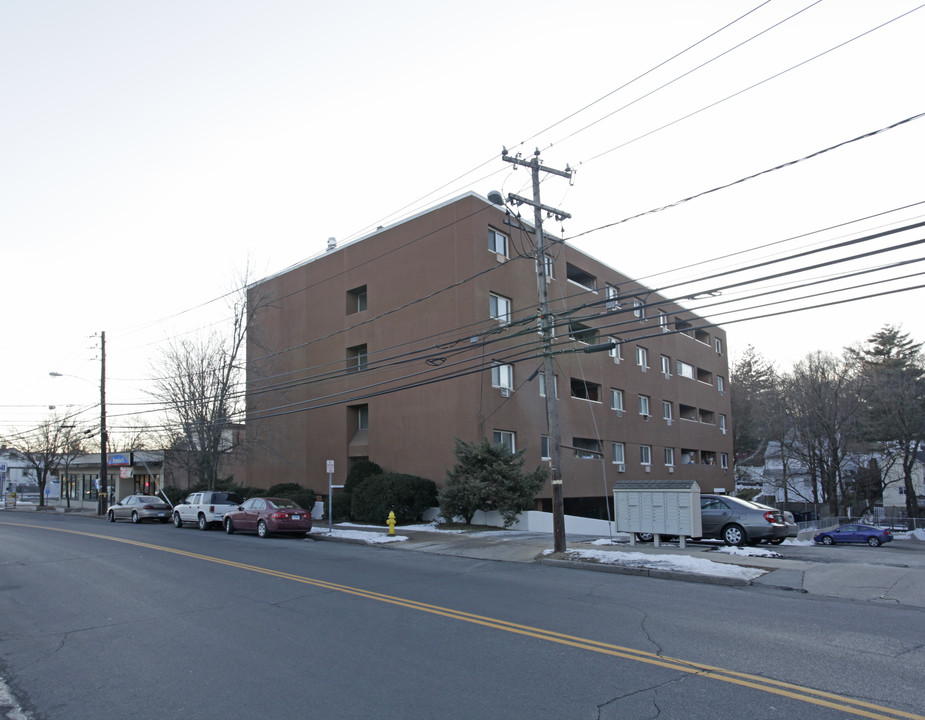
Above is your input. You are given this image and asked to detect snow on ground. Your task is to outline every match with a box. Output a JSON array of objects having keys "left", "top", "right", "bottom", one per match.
[
  {"left": 311, "top": 527, "right": 408, "bottom": 544},
  {"left": 546, "top": 548, "right": 767, "bottom": 581}
]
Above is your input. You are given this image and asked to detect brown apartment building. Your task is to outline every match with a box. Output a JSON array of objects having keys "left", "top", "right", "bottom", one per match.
[{"left": 245, "top": 193, "right": 733, "bottom": 518}]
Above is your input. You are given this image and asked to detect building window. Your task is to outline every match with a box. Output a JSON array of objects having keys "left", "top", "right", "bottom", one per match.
[
  {"left": 611, "top": 388, "right": 624, "bottom": 412},
  {"left": 717, "top": 376, "right": 725, "bottom": 393},
  {"left": 606, "top": 285, "right": 620, "bottom": 310},
  {"left": 640, "top": 445, "right": 652, "bottom": 466},
  {"left": 491, "top": 362, "right": 513, "bottom": 390},
  {"left": 539, "top": 372, "right": 557, "bottom": 398},
  {"left": 658, "top": 310, "right": 668, "bottom": 332},
  {"left": 695, "top": 329, "right": 711, "bottom": 345},
  {"left": 570, "top": 378, "right": 601, "bottom": 402},
  {"left": 347, "top": 285, "right": 367, "bottom": 314},
  {"left": 493, "top": 430, "right": 515, "bottom": 453},
  {"left": 537, "top": 253, "right": 554, "bottom": 278},
  {"left": 676, "top": 360, "right": 694, "bottom": 379},
  {"left": 488, "top": 228, "right": 509, "bottom": 258},
  {"left": 719, "top": 414, "right": 727, "bottom": 434},
  {"left": 612, "top": 442, "right": 625, "bottom": 465},
  {"left": 347, "top": 344, "right": 368, "bottom": 372},
  {"left": 633, "top": 299, "right": 644, "bottom": 319},
  {"left": 720, "top": 453, "right": 729, "bottom": 470},
  {"left": 541, "top": 435, "right": 551, "bottom": 460},
  {"left": 356, "top": 404, "right": 369, "bottom": 430},
  {"left": 638, "top": 394, "right": 650, "bottom": 417},
  {"left": 715, "top": 337, "right": 723, "bottom": 355},
  {"left": 660, "top": 355, "right": 671, "bottom": 376},
  {"left": 664, "top": 447, "right": 675, "bottom": 467},
  {"left": 609, "top": 337, "right": 622, "bottom": 361},
  {"left": 490, "top": 293, "right": 512, "bottom": 324},
  {"left": 662, "top": 401, "right": 672, "bottom": 422},
  {"left": 573, "top": 437, "right": 602, "bottom": 459},
  {"left": 636, "top": 346, "right": 648, "bottom": 369},
  {"left": 566, "top": 263, "right": 597, "bottom": 292},
  {"left": 569, "top": 321, "right": 598, "bottom": 345}
]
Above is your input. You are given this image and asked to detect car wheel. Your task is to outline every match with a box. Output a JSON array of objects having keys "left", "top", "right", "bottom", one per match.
[
  {"left": 722, "top": 524, "right": 746, "bottom": 546},
  {"left": 108, "top": 511, "right": 115, "bottom": 523},
  {"left": 769, "top": 538, "right": 785, "bottom": 545},
  {"left": 867, "top": 536, "right": 881, "bottom": 547},
  {"left": 173, "top": 513, "right": 183, "bottom": 528},
  {"left": 131, "top": 511, "right": 140, "bottom": 524},
  {"left": 225, "top": 518, "right": 235, "bottom": 535},
  {"left": 257, "top": 520, "right": 269, "bottom": 538},
  {"left": 198, "top": 514, "right": 209, "bottom": 531},
  {"left": 822, "top": 535, "right": 834, "bottom": 545},
  {"left": 635, "top": 532, "right": 654, "bottom": 543}
]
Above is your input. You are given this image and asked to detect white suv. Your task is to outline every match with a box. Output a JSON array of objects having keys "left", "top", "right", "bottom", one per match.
[{"left": 173, "top": 491, "right": 245, "bottom": 530}]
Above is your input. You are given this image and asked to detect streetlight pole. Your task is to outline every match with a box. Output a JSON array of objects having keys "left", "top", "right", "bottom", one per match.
[{"left": 490, "top": 149, "right": 572, "bottom": 553}]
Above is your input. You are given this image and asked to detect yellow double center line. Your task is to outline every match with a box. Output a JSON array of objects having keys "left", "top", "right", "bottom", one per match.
[{"left": 7, "top": 521, "right": 924, "bottom": 720}]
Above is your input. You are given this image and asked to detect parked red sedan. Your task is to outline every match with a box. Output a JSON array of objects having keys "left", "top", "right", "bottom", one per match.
[{"left": 223, "top": 497, "right": 312, "bottom": 538}]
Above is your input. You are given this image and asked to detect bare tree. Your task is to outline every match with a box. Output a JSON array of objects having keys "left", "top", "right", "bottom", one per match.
[
  {"left": 147, "top": 269, "right": 264, "bottom": 490},
  {"left": 11, "top": 416, "right": 75, "bottom": 507},
  {"left": 784, "top": 351, "right": 863, "bottom": 516}
]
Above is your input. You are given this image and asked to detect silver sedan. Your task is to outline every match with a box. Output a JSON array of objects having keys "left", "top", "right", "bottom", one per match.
[{"left": 108, "top": 495, "right": 172, "bottom": 524}]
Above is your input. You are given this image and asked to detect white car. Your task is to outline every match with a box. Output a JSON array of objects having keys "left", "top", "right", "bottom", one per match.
[{"left": 172, "top": 491, "right": 244, "bottom": 530}]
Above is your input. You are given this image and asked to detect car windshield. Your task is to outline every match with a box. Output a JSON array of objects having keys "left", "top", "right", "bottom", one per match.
[{"left": 268, "top": 499, "right": 302, "bottom": 509}]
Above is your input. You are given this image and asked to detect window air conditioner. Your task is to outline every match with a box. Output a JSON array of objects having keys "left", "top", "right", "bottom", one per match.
[
  {"left": 641, "top": 365, "right": 647, "bottom": 373},
  {"left": 642, "top": 414, "right": 649, "bottom": 422},
  {"left": 644, "top": 465, "right": 651, "bottom": 473},
  {"left": 615, "top": 410, "right": 623, "bottom": 418},
  {"left": 613, "top": 356, "right": 621, "bottom": 365},
  {"left": 616, "top": 464, "right": 625, "bottom": 473},
  {"left": 668, "top": 466, "right": 675, "bottom": 473},
  {"left": 666, "top": 418, "right": 672, "bottom": 426},
  {"left": 500, "top": 388, "right": 511, "bottom": 398},
  {"left": 664, "top": 372, "right": 670, "bottom": 380},
  {"left": 721, "top": 428, "right": 726, "bottom": 435}
]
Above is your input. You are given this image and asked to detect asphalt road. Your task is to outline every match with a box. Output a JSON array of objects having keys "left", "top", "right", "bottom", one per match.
[{"left": 1, "top": 513, "right": 923, "bottom": 720}]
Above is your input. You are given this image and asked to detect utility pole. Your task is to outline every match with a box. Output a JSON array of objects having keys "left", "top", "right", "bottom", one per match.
[
  {"left": 98, "top": 330, "right": 108, "bottom": 515},
  {"left": 497, "top": 148, "right": 572, "bottom": 553}
]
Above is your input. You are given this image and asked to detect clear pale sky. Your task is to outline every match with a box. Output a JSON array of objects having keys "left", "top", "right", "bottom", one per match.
[{"left": 2, "top": 0, "right": 923, "bottom": 436}]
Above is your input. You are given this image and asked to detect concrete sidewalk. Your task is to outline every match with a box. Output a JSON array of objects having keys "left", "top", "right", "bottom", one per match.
[{"left": 314, "top": 525, "right": 925, "bottom": 609}]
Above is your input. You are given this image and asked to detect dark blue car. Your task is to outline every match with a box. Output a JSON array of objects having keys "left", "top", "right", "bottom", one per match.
[{"left": 814, "top": 524, "right": 893, "bottom": 547}]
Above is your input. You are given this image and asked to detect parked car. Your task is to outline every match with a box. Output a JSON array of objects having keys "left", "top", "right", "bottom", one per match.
[
  {"left": 636, "top": 494, "right": 791, "bottom": 546},
  {"left": 173, "top": 491, "right": 245, "bottom": 530},
  {"left": 223, "top": 497, "right": 312, "bottom": 538},
  {"left": 108, "top": 495, "right": 172, "bottom": 524},
  {"left": 813, "top": 524, "right": 893, "bottom": 547},
  {"left": 751, "top": 503, "right": 799, "bottom": 544}
]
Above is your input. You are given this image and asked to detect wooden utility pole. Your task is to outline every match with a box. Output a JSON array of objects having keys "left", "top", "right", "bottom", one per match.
[
  {"left": 98, "top": 331, "right": 108, "bottom": 515},
  {"left": 498, "top": 149, "right": 572, "bottom": 553}
]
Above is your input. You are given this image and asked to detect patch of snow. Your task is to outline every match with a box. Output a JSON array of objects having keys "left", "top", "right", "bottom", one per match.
[
  {"left": 311, "top": 528, "right": 408, "bottom": 544},
  {"left": 715, "top": 546, "right": 781, "bottom": 558},
  {"left": 556, "top": 549, "right": 766, "bottom": 581}
]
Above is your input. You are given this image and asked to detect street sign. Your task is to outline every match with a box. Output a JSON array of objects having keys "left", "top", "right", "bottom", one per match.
[{"left": 326, "top": 460, "right": 335, "bottom": 474}]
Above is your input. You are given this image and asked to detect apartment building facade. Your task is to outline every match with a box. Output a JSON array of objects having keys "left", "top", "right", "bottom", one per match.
[{"left": 245, "top": 193, "right": 733, "bottom": 517}]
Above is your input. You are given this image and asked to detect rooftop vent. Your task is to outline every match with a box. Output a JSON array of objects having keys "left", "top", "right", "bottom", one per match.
[{"left": 326, "top": 237, "right": 336, "bottom": 252}]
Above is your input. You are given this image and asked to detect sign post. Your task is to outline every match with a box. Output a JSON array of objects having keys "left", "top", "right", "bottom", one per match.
[{"left": 327, "top": 460, "right": 343, "bottom": 532}]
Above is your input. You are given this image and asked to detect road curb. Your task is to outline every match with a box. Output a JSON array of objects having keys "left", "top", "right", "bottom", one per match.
[{"left": 537, "top": 557, "right": 751, "bottom": 586}]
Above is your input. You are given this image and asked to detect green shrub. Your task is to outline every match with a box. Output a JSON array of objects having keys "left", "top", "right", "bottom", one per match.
[
  {"left": 330, "top": 492, "right": 352, "bottom": 522},
  {"left": 350, "top": 473, "right": 437, "bottom": 524},
  {"left": 345, "top": 459, "right": 383, "bottom": 494}
]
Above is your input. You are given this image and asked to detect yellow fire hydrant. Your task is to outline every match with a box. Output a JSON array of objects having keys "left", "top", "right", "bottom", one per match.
[{"left": 387, "top": 510, "right": 396, "bottom": 536}]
